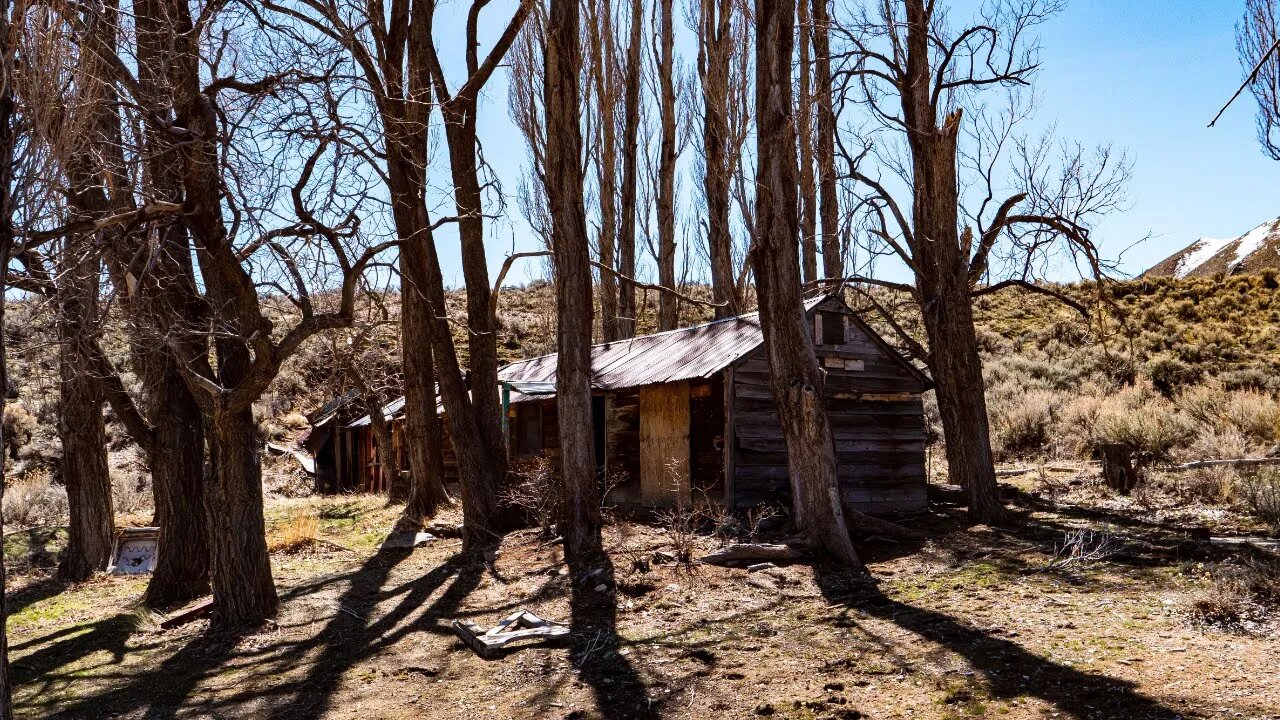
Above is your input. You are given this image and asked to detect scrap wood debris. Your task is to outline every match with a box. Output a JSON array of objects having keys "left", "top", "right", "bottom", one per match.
[{"left": 452, "top": 608, "right": 569, "bottom": 659}]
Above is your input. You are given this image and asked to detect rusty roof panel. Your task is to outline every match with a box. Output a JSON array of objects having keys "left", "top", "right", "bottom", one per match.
[{"left": 496, "top": 300, "right": 820, "bottom": 393}]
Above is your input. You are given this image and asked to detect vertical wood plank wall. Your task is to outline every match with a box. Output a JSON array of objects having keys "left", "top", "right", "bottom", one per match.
[{"left": 639, "top": 381, "right": 691, "bottom": 505}]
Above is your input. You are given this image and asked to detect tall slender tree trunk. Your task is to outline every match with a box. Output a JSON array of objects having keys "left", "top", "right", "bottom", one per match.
[
  {"left": 752, "top": 0, "right": 860, "bottom": 566},
  {"left": 700, "top": 0, "right": 739, "bottom": 319},
  {"left": 0, "top": 277, "right": 11, "bottom": 720},
  {"left": 402, "top": 319, "right": 446, "bottom": 520},
  {"left": 899, "top": 1, "right": 1002, "bottom": 522},
  {"left": 811, "top": 0, "right": 840, "bottom": 281},
  {"left": 436, "top": 103, "right": 508, "bottom": 501},
  {"left": 616, "top": 0, "right": 643, "bottom": 338},
  {"left": 546, "top": 0, "right": 603, "bottom": 562},
  {"left": 797, "top": 0, "right": 818, "bottom": 284},
  {"left": 588, "top": 0, "right": 621, "bottom": 342},
  {"left": 0, "top": 263, "right": 12, "bottom": 720},
  {"left": 656, "top": 0, "right": 679, "bottom": 331}
]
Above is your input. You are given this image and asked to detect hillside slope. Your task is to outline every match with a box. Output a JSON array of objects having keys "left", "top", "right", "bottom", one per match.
[{"left": 1146, "top": 217, "right": 1280, "bottom": 278}]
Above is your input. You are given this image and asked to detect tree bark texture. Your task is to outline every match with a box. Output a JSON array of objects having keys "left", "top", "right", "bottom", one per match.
[
  {"left": 811, "top": 0, "right": 841, "bottom": 281},
  {"left": 899, "top": 0, "right": 1002, "bottom": 522},
  {"left": 206, "top": 409, "right": 279, "bottom": 622},
  {"left": 0, "top": 20, "right": 17, "bottom": 702},
  {"left": 132, "top": 0, "right": 211, "bottom": 607},
  {"left": 699, "top": 0, "right": 740, "bottom": 319},
  {"left": 588, "top": 0, "right": 621, "bottom": 342},
  {"left": 545, "top": 0, "right": 604, "bottom": 562},
  {"left": 143, "top": 360, "right": 209, "bottom": 606},
  {"left": 797, "top": 0, "right": 818, "bottom": 285},
  {"left": 616, "top": 0, "right": 643, "bottom": 338},
  {"left": 752, "top": 0, "right": 860, "bottom": 566},
  {"left": 656, "top": 0, "right": 679, "bottom": 331}
]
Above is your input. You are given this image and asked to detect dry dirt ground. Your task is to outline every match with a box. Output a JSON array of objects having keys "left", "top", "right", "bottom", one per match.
[{"left": 6, "top": 474, "right": 1280, "bottom": 720}]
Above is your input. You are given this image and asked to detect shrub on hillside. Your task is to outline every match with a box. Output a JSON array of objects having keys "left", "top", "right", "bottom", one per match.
[
  {"left": 1238, "top": 468, "right": 1280, "bottom": 530},
  {"left": 2, "top": 403, "right": 37, "bottom": 459},
  {"left": 2, "top": 469, "right": 68, "bottom": 528},
  {"left": 1093, "top": 379, "right": 1194, "bottom": 466}
]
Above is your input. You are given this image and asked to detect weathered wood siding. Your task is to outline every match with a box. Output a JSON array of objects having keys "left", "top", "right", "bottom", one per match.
[
  {"left": 730, "top": 298, "right": 928, "bottom": 513},
  {"left": 639, "top": 381, "right": 692, "bottom": 505}
]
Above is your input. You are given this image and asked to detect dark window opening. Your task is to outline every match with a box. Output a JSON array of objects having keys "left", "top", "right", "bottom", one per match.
[{"left": 819, "top": 311, "right": 846, "bottom": 345}]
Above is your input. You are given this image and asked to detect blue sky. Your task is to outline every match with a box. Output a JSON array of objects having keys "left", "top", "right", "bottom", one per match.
[
  {"left": 438, "top": 0, "right": 1278, "bottom": 285},
  {"left": 1030, "top": 0, "right": 1277, "bottom": 275}
]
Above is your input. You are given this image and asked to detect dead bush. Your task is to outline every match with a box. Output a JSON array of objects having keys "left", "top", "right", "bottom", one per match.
[
  {"left": 1187, "top": 556, "right": 1280, "bottom": 631},
  {"left": 1237, "top": 468, "right": 1280, "bottom": 529},
  {"left": 268, "top": 509, "right": 319, "bottom": 553},
  {"left": 502, "top": 455, "right": 561, "bottom": 538},
  {"left": 653, "top": 460, "right": 697, "bottom": 564},
  {"left": 2, "top": 469, "right": 68, "bottom": 528},
  {"left": 112, "top": 470, "right": 153, "bottom": 517},
  {"left": 2, "top": 403, "right": 37, "bottom": 460}
]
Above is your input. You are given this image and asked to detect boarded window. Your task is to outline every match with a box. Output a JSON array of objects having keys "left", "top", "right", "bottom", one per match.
[{"left": 818, "top": 311, "right": 846, "bottom": 345}]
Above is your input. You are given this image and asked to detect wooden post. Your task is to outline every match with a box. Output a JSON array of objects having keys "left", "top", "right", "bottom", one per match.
[{"left": 639, "top": 381, "right": 691, "bottom": 506}]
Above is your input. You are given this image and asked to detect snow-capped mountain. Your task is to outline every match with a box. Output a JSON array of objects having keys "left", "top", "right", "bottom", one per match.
[{"left": 1145, "top": 218, "right": 1280, "bottom": 278}]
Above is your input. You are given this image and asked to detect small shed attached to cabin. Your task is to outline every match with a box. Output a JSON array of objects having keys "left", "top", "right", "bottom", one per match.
[{"left": 499, "top": 295, "right": 932, "bottom": 514}]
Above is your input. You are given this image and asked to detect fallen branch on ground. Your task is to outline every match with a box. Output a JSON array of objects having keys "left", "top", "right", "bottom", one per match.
[
  {"left": 1163, "top": 457, "right": 1280, "bottom": 472},
  {"left": 698, "top": 543, "right": 806, "bottom": 566}
]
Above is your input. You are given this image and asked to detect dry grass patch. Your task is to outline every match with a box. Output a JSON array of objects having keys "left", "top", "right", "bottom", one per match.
[{"left": 268, "top": 510, "right": 320, "bottom": 554}]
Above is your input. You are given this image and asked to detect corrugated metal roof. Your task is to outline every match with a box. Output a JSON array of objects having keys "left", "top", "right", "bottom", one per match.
[
  {"left": 344, "top": 294, "right": 930, "bottom": 426},
  {"left": 497, "top": 297, "right": 825, "bottom": 397}
]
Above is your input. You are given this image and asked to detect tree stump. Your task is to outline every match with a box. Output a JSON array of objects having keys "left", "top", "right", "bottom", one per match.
[{"left": 1100, "top": 444, "right": 1138, "bottom": 494}]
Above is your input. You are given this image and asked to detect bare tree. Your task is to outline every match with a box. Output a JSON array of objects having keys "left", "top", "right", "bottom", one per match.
[
  {"left": 654, "top": 0, "right": 680, "bottom": 330},
  {"left": 616, "top": 0, "right": 644, "bottom": 337},
  {"left": 798, "top": 0, "right": 818, "bottom": 284},
  {"left": 1238, "top": 0, "right": 1280, "bottom": 158},
  {"left": 753, "top": 0, "right": 860, "bottom": 566},
  {"left": 694, "top": 0, "right": 750, "bottom": 317},
  {"left": 586, "top": 0, "right": 623, "bottom": 341},
  {"left": 833, "top": 0, "right": 1129, "bottom": 522},
  {"left": 545, "top": 0, "right": 604, "bottom": 561},
  {"left": 812, "top": 0, "right": 842, "bottom": 281},
  {"left": 0, "top": 0, "right": 17, "bottom": 706}
]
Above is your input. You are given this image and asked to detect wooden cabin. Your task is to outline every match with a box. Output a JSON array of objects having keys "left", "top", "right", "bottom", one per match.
[
  {"left": 498, "top": 295, "right": 932, "bottom": 514},
  {"left": 321, "top": 295, "right": 931, "bottom": 514}
]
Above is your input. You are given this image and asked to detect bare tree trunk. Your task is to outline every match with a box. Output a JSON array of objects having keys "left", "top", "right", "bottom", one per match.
[
  {"left": 899, "top": 1, "right": 1002, "bottom": 522},
  {"left": 587, "top": 0, "right": 621, "bottom": 342},
  {"left": 752, "top": 0, "right": 860, "bottom": 566},
  {"left": 162, "top": 0, "right": 279, "bottom": 622},
  {"left": 143, "top": 361, "right": 209, "bottom": 606},
  {"left": 655, "top": 0, "right": 679, "bottom": 331},
  {"left": 206, "top": 408, "right": 278, "bottom": 622},
  {"left": 797, "top": 0, "right": 818, "bottom": 284},
  {"left": 54, "top": 231, "right": 112, "bottom": 583},
  {"left": 699, "top": 0, "right": 740, "bottom": 319},
  {"left": 546, "top": 0, "right": 603, "bottom": 561},
  {"left": 616, "top": 0, "right": 643, "bottom": 338},
  {"left": 0, "top": 264, "right": 11, "bottom": 720},
  {"left": 402, "top": 323, "right": 446, "bottom": 520},
  {"left": 365, "top": 398, "right": 401, "bottom": 500},
  {"left": 0, "top": 10, "right": 17, "bottom": 700},
  {"left": 811, "top": 0, "right": 840, "bottom": 281}
]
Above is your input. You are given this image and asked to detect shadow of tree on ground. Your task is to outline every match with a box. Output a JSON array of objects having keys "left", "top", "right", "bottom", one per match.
[{"left": 815, "top": 567, "right": 1192, "bottom": 720}]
